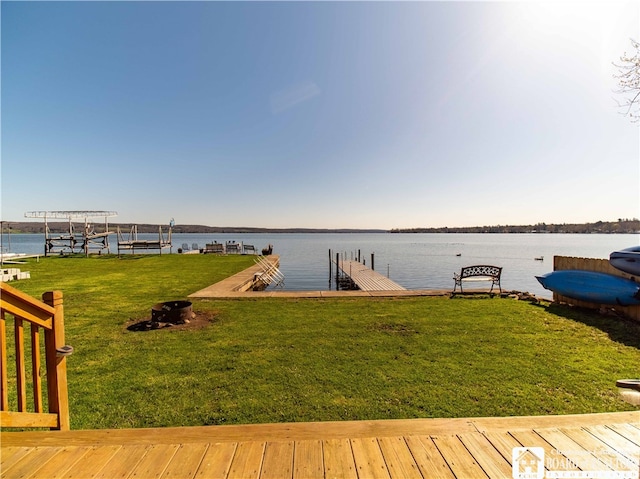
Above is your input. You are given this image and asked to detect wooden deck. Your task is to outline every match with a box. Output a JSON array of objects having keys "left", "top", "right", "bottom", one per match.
[
  {"left": 338, "top": 260, "right": 406, "bottom": 292},
  {"left": 2, "top": 412, "right": 638, "bottom": 478}
]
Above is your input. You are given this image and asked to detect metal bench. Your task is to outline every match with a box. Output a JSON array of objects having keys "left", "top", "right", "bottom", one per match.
[
  {"left": 204, "top": 243, "right": 224, "bottom": 254},
  {"left": 225, "top": 243, "right": 240, "bottom": 254},
  {"left": 453, "top": 265, "right": 502, "bottom": 293}
]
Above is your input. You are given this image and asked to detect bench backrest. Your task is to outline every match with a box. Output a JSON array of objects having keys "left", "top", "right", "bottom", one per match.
[{"left": 460, "top": 265, "right": 502, "bottom": 278}]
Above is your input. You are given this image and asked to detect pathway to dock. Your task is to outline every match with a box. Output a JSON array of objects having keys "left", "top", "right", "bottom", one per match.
[{"left": 338, "top": 259, "right": 406, "bottom": 291}]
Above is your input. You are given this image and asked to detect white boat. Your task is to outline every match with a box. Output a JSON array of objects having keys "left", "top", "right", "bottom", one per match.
[{"left": 0, "top": 252, "right": 40, "bottom": 264}]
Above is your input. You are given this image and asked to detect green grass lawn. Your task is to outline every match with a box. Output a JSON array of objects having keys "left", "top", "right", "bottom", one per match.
[{"left": 5, "top": 254, "right": 640, "bottom": 429}]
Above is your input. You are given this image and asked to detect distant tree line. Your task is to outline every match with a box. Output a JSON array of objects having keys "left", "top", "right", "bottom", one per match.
[
  {"left": 3, "top": 219, "right": 639, "bottom": 235},
  {"left": 390, "top": 219, "right": 640, "bottom": 234},
  {"left": 1, "top": 222, "right": 386, "bottom": 235}
]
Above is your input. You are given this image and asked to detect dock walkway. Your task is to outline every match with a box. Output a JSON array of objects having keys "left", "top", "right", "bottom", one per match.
[
  {"left": 338, "top": 260, "right": 406, "bottom": 291},
  {"left": 190, "top": 256, "right": 281, "bottom": 297},
  {"left": 2, "top": 412, "right": 638, "bottom": 478}
]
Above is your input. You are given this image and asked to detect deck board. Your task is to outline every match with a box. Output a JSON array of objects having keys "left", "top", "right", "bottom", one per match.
[
  {"left": 1, "top": 446, "right": 31, "bottom": 473},
  {"left": 162, "top": 443, "right": 209, "bottom": 479},
  {"left": 1, "top": 412, "right": 638, "bottom": 479},
  {"left": 377, "top": 436, "right": 422, "bottom": 479},
  {"left": 560, "top": 427, "right": 637, "bottom": 474},
  {"left": 510, "top": 429, "right": 583, "bottom": 475},
  {"left": 404, "top": 435, "right": 456, "bottom": 478},
  {"left": 128, "top": 444, "right": 179, "bottom": 479},
  {"left": 535, "top": 428, "right": 607, "bottom": 472},
  {"left": 261, "top": 441, "right": 294, "bottom": 479},
  {"left": 227, "top": 441, "right": 265, "bottom": 479},
  {"left": 24, "top": 446, "right": 92, "bottom": 479},
  {"left": 431, "top": 435, "right": 489, "bottom": 478},
  {"left": 95, "top": 444, "right": 149, "bottom": 479},
  {"left": 457, "top": 432, "right": 513, "bottom": 478},
  {"left": 293, "top": 440, "right": 323, "bottom": 479},
  {"left": 322, "top": 438, "right": 357, "bottom": 479},
  {"left": 1, "top": 446, "right": 61, "bottom": 479},
  {"left": 481, "top": 430, "right": 522, "bottom": 466},
  {"left": 585, "top": 425, "right": 640, "bottom": 466},
  {"left": 63, "top": 445, "right": 122, "bottom": 479},
  {"left": 350, "top": 437, "right": 390, "bottom": 479},
  {"left": 609, "top": 423, "right": 640, "bottom": 446},
  {"left": 195, "top": 442, "right": 237, "bottom": 479}
]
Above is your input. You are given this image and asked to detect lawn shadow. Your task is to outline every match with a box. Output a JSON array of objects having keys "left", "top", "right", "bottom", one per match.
[{"left": 540, "top": 302, "right": 640, "bottom": 350}]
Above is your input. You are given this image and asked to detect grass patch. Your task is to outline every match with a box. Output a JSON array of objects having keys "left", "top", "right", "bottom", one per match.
[{"left": 5, "top": 254, "right": 640, "bottom": 429}]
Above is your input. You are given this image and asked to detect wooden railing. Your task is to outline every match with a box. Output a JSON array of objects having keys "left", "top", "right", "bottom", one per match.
[{"left": 0, "top": 282, "right": 70, "bottom": 430}]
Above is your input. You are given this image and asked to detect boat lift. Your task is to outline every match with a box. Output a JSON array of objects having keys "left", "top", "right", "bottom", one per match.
[
  {"left": 24, "top": 211, "right": 117, "bottom": 256},
  {"left": 116, "top": 225, "right": 172, "bottom": 255}
]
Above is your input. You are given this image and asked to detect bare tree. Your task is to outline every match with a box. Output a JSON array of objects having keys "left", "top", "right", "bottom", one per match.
[{"left": 614, "top": 39, "right": 640, "bottom": 122}]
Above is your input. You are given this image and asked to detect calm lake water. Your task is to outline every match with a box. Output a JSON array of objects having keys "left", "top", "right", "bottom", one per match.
[{"left": 3, "top": 232, "right": 638, "bottom": 299}]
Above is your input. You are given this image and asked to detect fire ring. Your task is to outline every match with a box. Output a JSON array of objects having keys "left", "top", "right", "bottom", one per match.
[{"left": 151, "top": 301, "right": 194, "bottom": 325}]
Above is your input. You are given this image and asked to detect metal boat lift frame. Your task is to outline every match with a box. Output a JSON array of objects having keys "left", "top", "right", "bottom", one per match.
[
  {"left": 24, "top": 211, "right": 117, "bottom": 257},
  {"left": 116, "top": 225, "right": 172, "bottom": 255}
]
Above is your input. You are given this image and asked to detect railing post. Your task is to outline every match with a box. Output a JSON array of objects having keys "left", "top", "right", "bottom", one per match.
[
  {"left": 43, "top": 291, "right": 70, "bottom": 431},
  {"left": 0, "top": 311, "right": 7, "bottom": 411}
]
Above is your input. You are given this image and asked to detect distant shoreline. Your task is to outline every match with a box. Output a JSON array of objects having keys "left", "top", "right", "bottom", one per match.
[
  {"left": 391, "top": 219, "right": 639, "bottom": 235},
  {"left": 1, "top": 219, "right": 638, "bottom": 235}
]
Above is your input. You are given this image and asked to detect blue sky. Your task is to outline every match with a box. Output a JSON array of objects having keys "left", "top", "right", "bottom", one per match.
[{"left": 2, "top": 1, "right": 638, "bottom": 229}]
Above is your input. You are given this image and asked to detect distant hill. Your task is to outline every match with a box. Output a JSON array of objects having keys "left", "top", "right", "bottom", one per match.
[
  {"left": 391, "top": 219, "right": 640, "bottom": 234},
  {"left": 0, "top": 222, "right": 387, "bottom": 234},
  {"left": 1, "top": 219, "right": 638, "bottom": 234}
]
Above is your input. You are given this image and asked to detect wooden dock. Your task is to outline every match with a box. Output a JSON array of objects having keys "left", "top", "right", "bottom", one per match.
[
  {"left": 338, "top": 260, "right": 406, "bottom": 291},
  {"left": 2, "top": 412, "right": 638, "bottom": 478}
]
